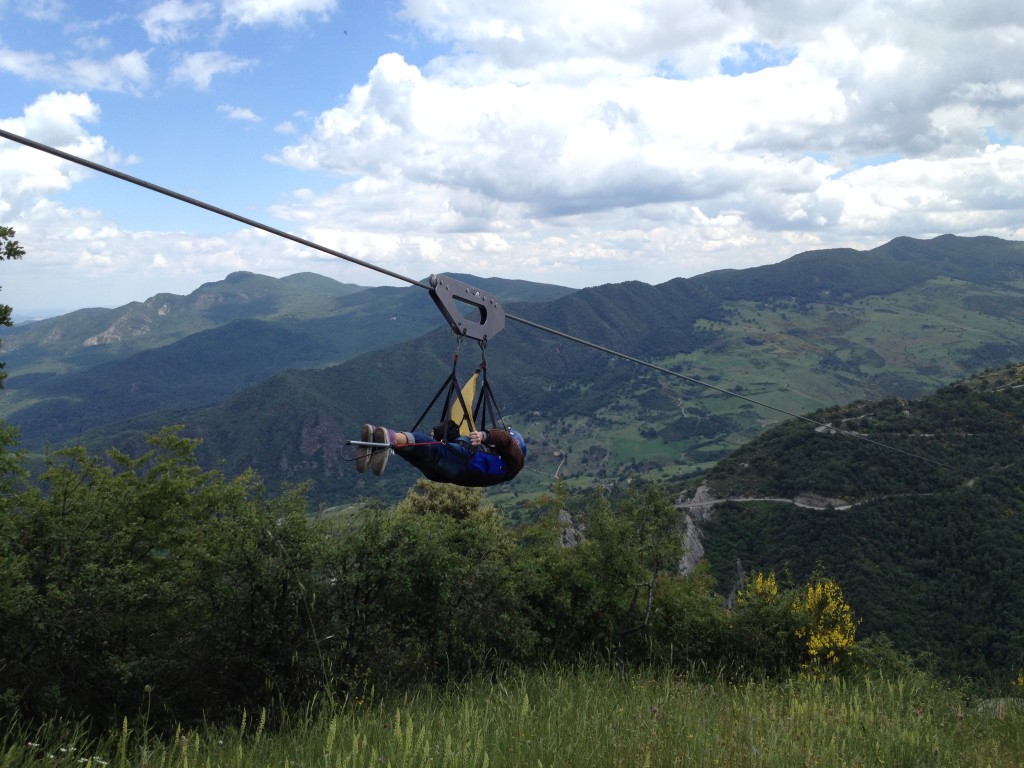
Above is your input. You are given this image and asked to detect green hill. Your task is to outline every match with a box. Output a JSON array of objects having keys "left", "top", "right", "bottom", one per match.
[
  {"left": 687, "top": 363, "right": 1024, "bottom": 681},
  {"left": 3, "top": 271, "right": 364, "bottom": 367}
]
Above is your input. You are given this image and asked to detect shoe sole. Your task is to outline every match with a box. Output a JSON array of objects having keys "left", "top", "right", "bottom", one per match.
[
  {"left": 371, "top": 426, "right": 390, "bottom": 475},
  {"left": 356, "top": 424, "right": 373, "bottom": 472}
]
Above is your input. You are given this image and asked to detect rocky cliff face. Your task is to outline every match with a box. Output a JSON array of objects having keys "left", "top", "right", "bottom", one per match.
[
  {"left": 677, "top": 485, "right": 717, "bottom": 574},
  {"left": 84, "top": 313, "right": 153, "bottom": 346}
]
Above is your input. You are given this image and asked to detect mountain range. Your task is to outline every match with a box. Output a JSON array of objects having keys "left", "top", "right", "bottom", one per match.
[{"left": 3, "top": 234, "right": 1024, "bottom": 508}]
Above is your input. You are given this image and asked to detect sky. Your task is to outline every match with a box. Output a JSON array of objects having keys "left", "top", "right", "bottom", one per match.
[{"left": 1, "top": 1, "right": 1023, "bottom": 321}]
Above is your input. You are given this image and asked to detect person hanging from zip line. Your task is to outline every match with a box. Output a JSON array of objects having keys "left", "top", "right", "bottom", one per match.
[
  {"left": 355, "top": 420, "right": 527, "bottom": 487},
  {"left": 351, "top": 274, "right": 526, "bottom": 486}
]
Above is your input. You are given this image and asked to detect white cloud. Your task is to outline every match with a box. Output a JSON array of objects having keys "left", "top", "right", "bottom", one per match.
[
  {"left": 400, "top": 0, "right": 746, "bottom": 76},
  {"left": 13, "top": 0, "right": 65, "bottom": 22},
  {"left": 0, "top": 92, "right": 120, "bottom": 216},
  {"left": 221, "top": 0, "right": 337, "bottom": 27},
  {"left": 822, "top": 146, "right": 1024, "bottom": 233},
  {"left": 139, "top": 0, "right": 215, "bottom": 43},
  {"left": 20, "top": 91, "right": 101, "bottom": 144},
  {"left": 73, "top": 35, "right": 112, "bottom": 53},
  {"left": 170, "top": 50, "right": 256, "bottom": 89},
  {"left": 218, "top": 104, "right": 262, "bottom": 121},
  {"left": 0, "top": 46, "right": 151, "bottom": 94},
  {"left": 4, "top": 0, "right": 1024, "bottom": 315},
  {"left": 70, "top": 51, "right": 152, "bottom": 94},
  {"left": 0, "top": 47, "right": 61, "bottom": 80},
  {"left": 261, "top": 0, "right": 1024, "bottom": 287},
  {"left": 276, "top": 53, "right": 846, "bottom": 221}
]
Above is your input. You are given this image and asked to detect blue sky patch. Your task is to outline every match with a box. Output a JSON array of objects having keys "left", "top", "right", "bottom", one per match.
[{"left": 720, "top": 42, "right": 797, "bottom": 76}]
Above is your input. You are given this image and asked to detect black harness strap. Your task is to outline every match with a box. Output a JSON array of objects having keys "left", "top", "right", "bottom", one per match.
[
  {"left": 411, "top": 349, "right": 474, "bottom": 434},
  {"left": 410, "top": 339, "right": 505, "bottom": 438},
  {"left": 470, "top": 346, "right": 506, "bottom": 434}
]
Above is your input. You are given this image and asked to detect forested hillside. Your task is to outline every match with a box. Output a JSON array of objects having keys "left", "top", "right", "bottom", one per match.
[{"left": 688, "top": 363, "right": 1024, "bottom": 681}]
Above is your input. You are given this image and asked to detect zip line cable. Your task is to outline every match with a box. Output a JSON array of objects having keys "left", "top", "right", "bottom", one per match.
[{"left": 0, "top": 128, "right": 997, "bottom": 479}]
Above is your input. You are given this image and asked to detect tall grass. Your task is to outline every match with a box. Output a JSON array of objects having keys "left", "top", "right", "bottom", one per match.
[{"left": 3, "top": 668, "right": 1021, "bottom": 767}]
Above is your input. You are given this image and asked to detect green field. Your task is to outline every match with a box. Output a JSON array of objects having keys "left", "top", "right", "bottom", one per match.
[{"left": 5, "top": 668, "right": 1022, "bottom": 768}]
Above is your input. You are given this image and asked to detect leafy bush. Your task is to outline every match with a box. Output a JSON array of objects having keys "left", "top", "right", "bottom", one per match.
[
  {"left": 644, "top": 563, "right": 729, "bottom": 667},
  {"left": 795, "top": 576, "right": 860, "bottom": 668},
  {"left": 322, "top": 482, "right": 540, "bottom": 691},
  {"left": 727, "top": 571, "right": 805, "bottom": 675},
  {"left": 0, "top": 435, "right": 870, "bottom": 729},
  {"left": 0, "top": 428, "right": 319, "bottom": 727}
]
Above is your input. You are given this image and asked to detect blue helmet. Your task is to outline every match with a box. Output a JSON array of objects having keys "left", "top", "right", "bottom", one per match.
[{"left": 510, "top": 429, "right": 526, "bottom": 458}]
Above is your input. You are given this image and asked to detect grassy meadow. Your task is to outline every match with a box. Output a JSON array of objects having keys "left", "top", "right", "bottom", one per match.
[{"left": 4, "top": 668, "right": 1022, "bottom": 768}]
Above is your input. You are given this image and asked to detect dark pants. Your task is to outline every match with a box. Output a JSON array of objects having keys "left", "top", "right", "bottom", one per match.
[{"left": 395, "top": 432, "right": 510, "bottom": 487}]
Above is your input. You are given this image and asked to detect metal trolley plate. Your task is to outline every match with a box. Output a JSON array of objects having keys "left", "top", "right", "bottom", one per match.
[{"left": 428, "top": 274, "right": 505, "bottom": 341}]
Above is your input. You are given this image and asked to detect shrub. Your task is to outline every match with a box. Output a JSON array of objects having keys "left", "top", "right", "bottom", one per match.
[
  {"left": 0, "top": 428, "right": 320, "bottom": 727},
  {"left": 322, "top": 481, "right": 539, "bottom": 691},
  {"left": 795, "top": 576, "right": 860, "bottom": 668},
  {"left": 727, "top": 571, "right": 805, "bottom": 676}
]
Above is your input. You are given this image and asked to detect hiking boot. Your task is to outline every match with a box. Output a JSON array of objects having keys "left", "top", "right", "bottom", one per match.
[
  {"left": 371, "top": 425, "right": 394, "bottom": 475},
  {"left": 355, "top": 423, "right": 373, "bottom": 473}
]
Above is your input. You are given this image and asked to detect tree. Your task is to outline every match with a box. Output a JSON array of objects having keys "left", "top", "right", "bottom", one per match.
[
  {"left": 0, "top": 227, "right": 27, "bottom": 706},
  {"left": 325, "top": 480, "right": 537, "bottom": 692},
  {"left": 0, "top": 225, "right": 25, "bottom": 388},
  {"left": 0, "top": 428, "right": 320, "bottom": 727},
  {"left": 609, "top": 483, "right": 686, "bottom": 666},
  {"left": 541, "top": 483, "right": 687, "bottom": 666},
  {"left": 730, "top": 571, "right": 805, "bottom": 675}
]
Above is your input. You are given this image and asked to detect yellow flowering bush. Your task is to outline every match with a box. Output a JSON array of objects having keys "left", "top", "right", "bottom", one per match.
[
  {"left": 795, "top": 578, "right": 859, "bottom": 666},
  {"left": 736, "top": 571, "right": 780, "bottom": 605}
]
